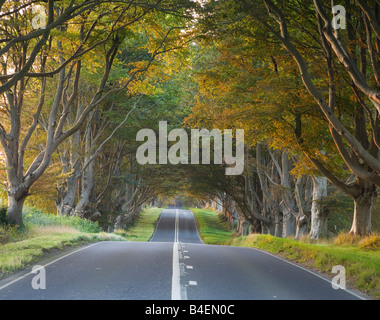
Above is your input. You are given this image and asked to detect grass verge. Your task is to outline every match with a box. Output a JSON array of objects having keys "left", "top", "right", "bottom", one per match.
[
  {"left": 230, "top": 234, "right": 380, "bottom": 299},
  {"left": 0, "top": 208, "right": 125, "bottom": 279},
  {"left": 192, "top": 208, "right": 235, "bottom": 245},
  {"left": 0, "top": 206, "right": 163, "bottom": 278},
  {"left": 192, "top": 208, "right": 380, "bottom": 300},
  {"left": 0, "top": 230, "right": 124, "bottom": 279},
  {"left": 115, "top": 207, "right": 163, "bottom": 241}
]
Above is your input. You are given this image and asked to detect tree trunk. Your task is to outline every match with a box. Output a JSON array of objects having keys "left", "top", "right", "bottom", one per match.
[
  {"left": 237, "top": 215, "right": 251, "bottom": 236},
  {"left": 114, "top": 213, "right": 134, "bottom": 229},
  {"left": 274, "top": 214, "right": 282, "bottom": 237},
  {"left": 294, "top": 175, "right": 311, "bottom": 239},
  {"left": 57, "top": 175, "right": 78, "bottom": 216},
  {"left": 280, "top": 151, "right": 296, "bottom": 237},
  {"left": 282, "top": 209, "right": 295, "bottom": 237},
  {"left": 7, "top": 189, "right": 28, "bottom": 226},
  {"left": 57, "top": 156, "right": 79, "bottom": 216},
  {"left": 309, "top": 176, "right": 328, "bottom": 239},
  {"left": 74, "top": 166, "right": 95, "bottom": 217},
  {"left": 295, "top": 215, "right": 309, "bottom": 239},
  {"left": 350, "top": 179, "right": 375, "bottom": 235},
  {"left": 350, "top": 197, "right": 372, "bottom": 235},
  {"left": 73, "top": 120, "right": 96, "bottom": 218},
  {"left": 57, "top": 117, "right": 81, "bottom": 216}
]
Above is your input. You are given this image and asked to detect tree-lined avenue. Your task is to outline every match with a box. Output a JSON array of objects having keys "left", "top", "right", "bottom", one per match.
[{"left": 0, "top": 209, "right": 363, "bottom": 300}]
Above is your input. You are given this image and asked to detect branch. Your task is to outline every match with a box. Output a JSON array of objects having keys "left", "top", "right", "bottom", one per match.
[
  {"left": 330, "top": 126, "right": 380, "bottom": 186},
  {"left": 18, "top": 76, "right": 46, "bottom": 175},
  {"left": 314, "top": 0, "right": 380, "bottom": 111},
  {"left": 80, "top": 95, "right": 142, "bottom": 174},
  {"left": 54, "top": 61, "right": 81, "bottom": 140},
  {"left": 0, "top": 0, "right": 58, "bottom": 94},
  {"left": 357, "top": 0, "right": 380, "bottom": 41},
  {"left": 241, "top": 0, "right": 380, "bottom": 174},
  {"left": 0, "top": 4, "right": 151, "bottom": 81}
]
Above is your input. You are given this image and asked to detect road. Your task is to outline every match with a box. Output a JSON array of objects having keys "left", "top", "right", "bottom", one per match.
[{"left": 0, "top": 209, "right": 363, "bottom": 300}]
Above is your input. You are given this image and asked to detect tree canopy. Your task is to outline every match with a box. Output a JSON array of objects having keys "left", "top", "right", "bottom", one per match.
[{"left": 1, "top": 0, "right": 379, "bottom": 237}]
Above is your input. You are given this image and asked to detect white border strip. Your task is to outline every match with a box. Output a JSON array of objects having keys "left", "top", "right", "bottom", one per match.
[
  {"left": 190, "top": 210, "right": 204, "bottom": 244},
  {"left": 149, "top": 210, "right": 164, "bottom": 242}
]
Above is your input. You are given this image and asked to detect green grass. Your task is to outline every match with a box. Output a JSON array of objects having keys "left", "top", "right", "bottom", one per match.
[
  {"left": 23, "top": 207, "right": 102, "bottom": 233},
  {"left": 118, "top": 207, "right": 232, "bottom": 243},
  {"left": 0, "top": 230, "right": 124, "bottom": 278},
  {"left": 116, "top": 207, "right": 163, "bottom": 241},
  {"left": 229, "top": 234, "right": 380, "bottom": 299},
  {"left": 192, "top": 208, "right": 235, "bottom": 245},
  {"left": 0, "top": 207, "right": 125, "bottom": 278},
  {"left": 0, "top": 206, "right": 163, "bottom": 277}
]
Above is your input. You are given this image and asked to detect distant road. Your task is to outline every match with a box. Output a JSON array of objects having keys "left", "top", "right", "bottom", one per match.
[{"left": 0, "top": 209, "right": 363, "bottom": 300}]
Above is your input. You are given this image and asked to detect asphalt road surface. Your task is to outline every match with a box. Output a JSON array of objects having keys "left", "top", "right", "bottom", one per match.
[{"left": 0, "top": 209, "right": 364, "bottom": 300}]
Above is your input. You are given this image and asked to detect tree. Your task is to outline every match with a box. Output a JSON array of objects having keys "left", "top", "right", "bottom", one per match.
[
  {"left": 55, "top": 11, "right": 197, "bottom": 229},
  {"left": 183, "top": 5, "right": 324, "bottom": 238},
  {"left": 0, "top": 0, "right": 196, "bottom": 226},
  {"left": 184, "top": 0, "right": 380, "bottom": 236},
  {"left": 235, "top": 0, "right": 380, "bottom": 235}
]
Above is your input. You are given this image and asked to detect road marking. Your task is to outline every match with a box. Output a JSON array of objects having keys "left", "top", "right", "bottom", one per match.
[
  {"left": 171, "top": 209, "right": 187, "bottom": 300},
  {"left": 0, "top": 242, "right": 100, "bottom": 291},
  {"left": 171, "top": 241, "right": 182, "bottom": 300}
]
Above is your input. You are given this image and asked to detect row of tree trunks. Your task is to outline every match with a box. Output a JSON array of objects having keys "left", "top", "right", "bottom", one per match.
[{"left": 204, "top": 142, "right": 332, "bottom": 239}]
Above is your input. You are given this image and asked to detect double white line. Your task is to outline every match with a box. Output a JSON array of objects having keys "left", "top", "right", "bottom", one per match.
[
  {"left": 171, "top": 209, "right": 184, "bottom": 300},
  {"left": 174, "top": 209, "right": 179, "bottom": 243}
]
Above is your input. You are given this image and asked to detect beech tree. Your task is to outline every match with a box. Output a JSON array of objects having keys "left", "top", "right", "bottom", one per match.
[
  {"left": 234, "top": 0, "right": 380, "bottom": 235},
  {"left": 0, "top": 0, "right": 196, "bottom": 226},
  {"left": 2, "top": 0, "right": 378, "bottom": 239},
  {"left": 1, "top": 1, "right": 123, "bottom": 225},
  {"left": 184, "top": 0, "right": 380, "bottom": 236},
  {"left": 55, "top": 14, "right": 196, "bottom": 229},
  {"left": 184, "top": 8, "right": 327, "bottom": 238}
]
